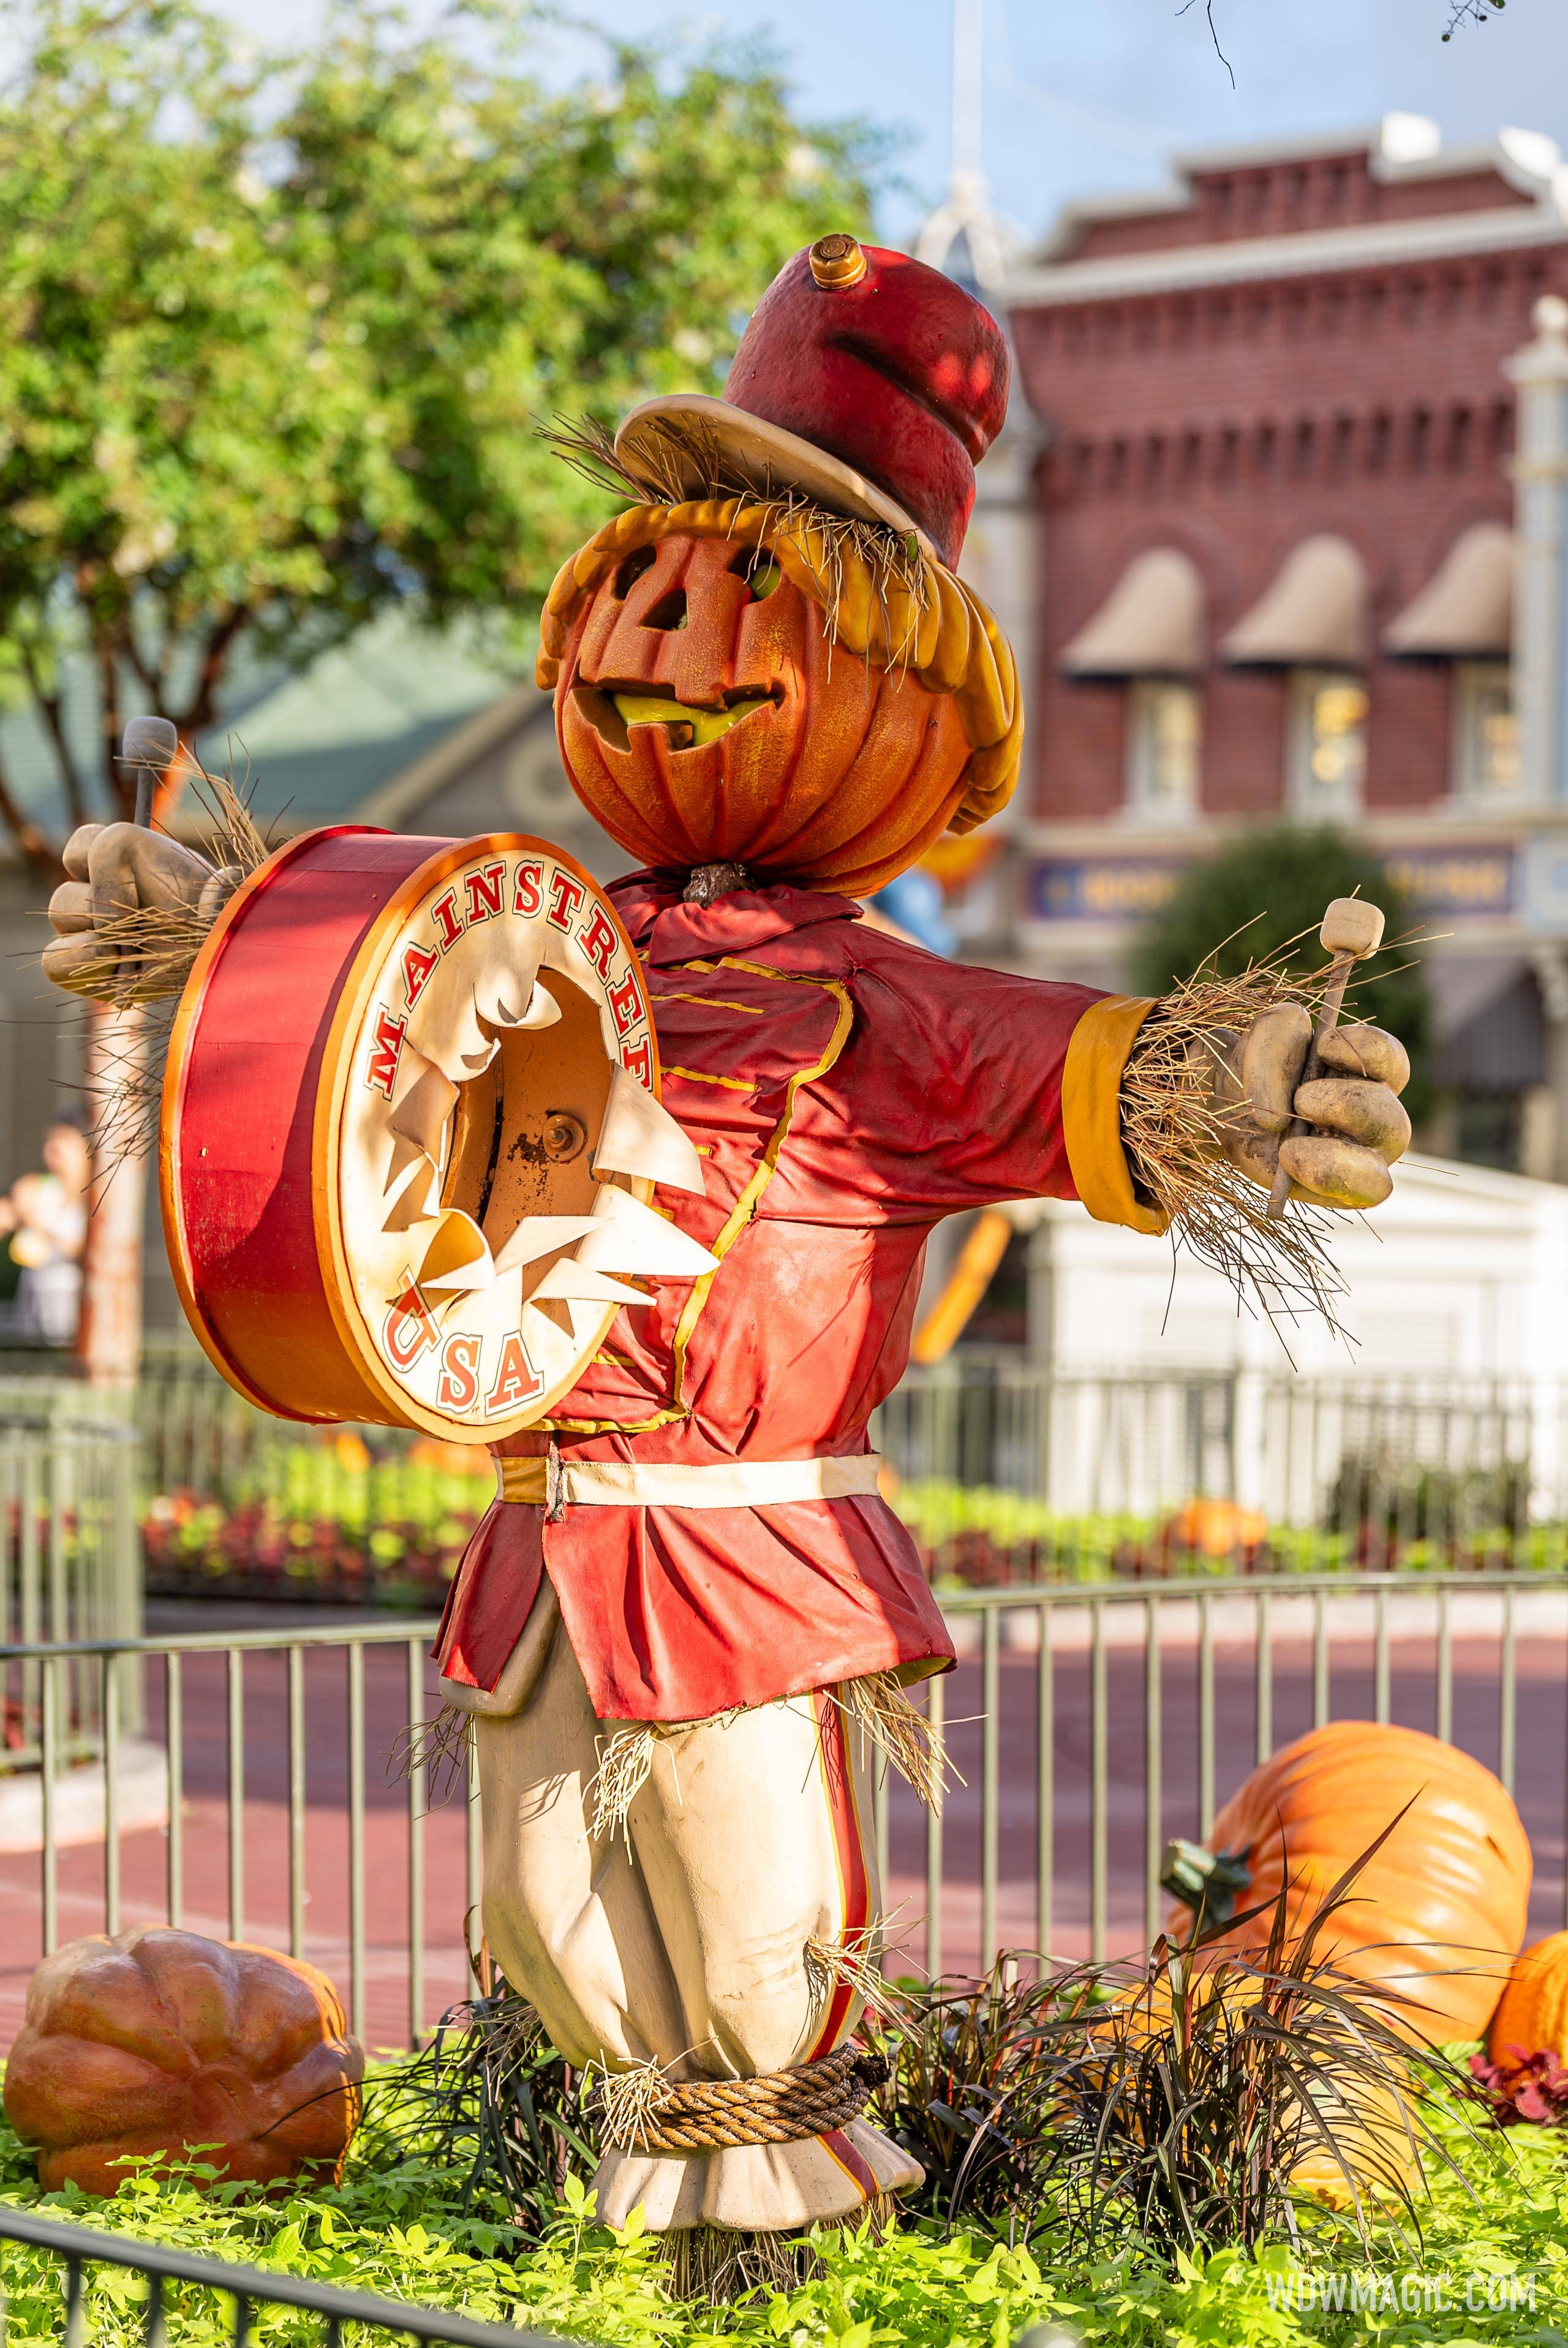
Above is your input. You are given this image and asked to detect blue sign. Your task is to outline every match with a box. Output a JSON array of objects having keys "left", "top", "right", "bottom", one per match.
[
  {"left": 1029, "top": 859, "right": 1181, "bottom": 923},
  {"left": 1030, "top": 845, "right": 1520, "bottom": 926}
]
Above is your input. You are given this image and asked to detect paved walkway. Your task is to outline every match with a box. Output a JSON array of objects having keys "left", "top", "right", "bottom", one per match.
[{"left": 1, "top": 1606, "right": 1562, "bottom": 2053}]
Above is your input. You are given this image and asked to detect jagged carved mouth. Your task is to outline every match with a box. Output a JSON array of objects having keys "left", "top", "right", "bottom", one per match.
[{"left": 573, "top": 682, "right": 783, "bottom": 753}]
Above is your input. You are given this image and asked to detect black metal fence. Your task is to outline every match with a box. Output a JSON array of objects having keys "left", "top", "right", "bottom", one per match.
[{"left": 0, "top": 2203, "right": 586, "bottom": 2348}]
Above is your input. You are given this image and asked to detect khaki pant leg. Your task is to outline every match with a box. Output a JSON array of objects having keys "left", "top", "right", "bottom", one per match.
[
  {"left": 595, "top": 1689, "right": 922, "bottom": 2234},
  {"left": 473, "top": 1619, "right": 687, "bottom": 2072},
  {"left": 627, "top": 1689, "right": 881, "bottom": 2077}
]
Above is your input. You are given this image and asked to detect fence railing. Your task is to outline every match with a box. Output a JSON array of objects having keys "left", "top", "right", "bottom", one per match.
[
  {"left": 878, "top": 1354, "right": 1568, "bottom": 1577},
  {"left": 11, "top": 1343, "right": 1568, "bottom": 1599},
  {"left": 4, "top": 1574, "right": 1566, "bottom": 2055},
  {"left": 0, "top": 2203, "right": 586, "bottom": 2348},
  {"left": 0, "top": 1421, "right": 141, "bottom": 1766}
]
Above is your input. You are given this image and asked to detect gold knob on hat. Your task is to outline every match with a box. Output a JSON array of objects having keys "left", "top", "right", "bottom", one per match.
[{"left": 809, "top": 234, "right": 868, "bottom": 289}]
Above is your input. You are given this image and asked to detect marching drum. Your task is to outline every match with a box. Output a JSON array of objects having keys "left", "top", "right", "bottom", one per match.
[{"left": 160, "top": 827, "right": 709, "bottom": 1440}]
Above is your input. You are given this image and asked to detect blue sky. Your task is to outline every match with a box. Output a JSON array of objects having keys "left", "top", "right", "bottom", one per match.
[{"left": 228, "top": 1, "right": 1568, "bottom": 254}]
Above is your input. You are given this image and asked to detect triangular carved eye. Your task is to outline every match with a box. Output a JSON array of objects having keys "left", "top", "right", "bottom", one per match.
[
  {"left": 613, "top": 545, "right": 657, "bottom": 598},
  {"left": 641, "top": 587, "right": 688, "bottom": 631},
  {"left": 729, "top": 545, "right": 781, "bottom": 600}
]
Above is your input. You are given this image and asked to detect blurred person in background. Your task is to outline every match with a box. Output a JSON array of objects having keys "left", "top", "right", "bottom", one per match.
[{"left": 0, "top": 1114, "right": 89, "bottom": 1343}]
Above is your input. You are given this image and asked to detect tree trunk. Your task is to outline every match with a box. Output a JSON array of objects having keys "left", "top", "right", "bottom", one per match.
[{"left": 76, "top": 1002, "right": 148, "bottom": 1390}]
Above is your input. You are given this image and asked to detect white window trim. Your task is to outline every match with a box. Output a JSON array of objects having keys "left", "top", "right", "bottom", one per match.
[
  {"left": 1122, "top": 678, "right": 1202, "bottom": 826},
  {"left": 1450, "top": 659, "right": 1521, "bottom": 804}
]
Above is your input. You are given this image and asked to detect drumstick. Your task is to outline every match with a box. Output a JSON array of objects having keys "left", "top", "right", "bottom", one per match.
[
  {"left": 1264, "top": 896, "right": 1386, "bottom": 1221},
  {"left": 119, "top": 716, "right": 179, "bottom": 829}
]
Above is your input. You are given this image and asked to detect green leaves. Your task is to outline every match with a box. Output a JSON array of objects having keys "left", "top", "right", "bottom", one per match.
[
  {"left": 1129, "top": 826, "right": 1433, "bottom": 1123},
  {"left": 0, "top": 0, "right": 878, "bottom": 853}
]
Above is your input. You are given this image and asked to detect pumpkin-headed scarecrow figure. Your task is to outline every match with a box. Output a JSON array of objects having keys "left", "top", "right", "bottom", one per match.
[{"left": 42, "top": 236, "right": 1413, "bottom": 2254}]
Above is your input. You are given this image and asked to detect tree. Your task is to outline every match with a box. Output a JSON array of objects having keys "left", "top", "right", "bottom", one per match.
[
  {"left": 0, "top": 0, "right": 879, "bottom": 1384},
  {"left": 1130, "top": 826, "right": 1434, "bottom": 1121},
  {"left": 0, "top": 0, "right": 881, "bottom": 864}
]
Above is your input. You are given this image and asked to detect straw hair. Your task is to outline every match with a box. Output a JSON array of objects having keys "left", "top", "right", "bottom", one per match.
[{"left": 829, "top": 1670, "right": 947, "bottom": 1811}]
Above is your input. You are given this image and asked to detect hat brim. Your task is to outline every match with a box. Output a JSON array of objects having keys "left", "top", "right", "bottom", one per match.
[{"left": 614, "top": 394, "right": 940, "bottom": 565}]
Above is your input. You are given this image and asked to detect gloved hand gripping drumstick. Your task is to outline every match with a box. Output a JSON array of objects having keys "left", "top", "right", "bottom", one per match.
[
  {"left": 1265, "top": 897, "right": 1387, "bottom": 1220},
  {"left": 42, "top": 721, "right": 241, "bottom": 1003},
  {"left": 1200, "top": 897, "right": 1412, "bottom": 1215}
]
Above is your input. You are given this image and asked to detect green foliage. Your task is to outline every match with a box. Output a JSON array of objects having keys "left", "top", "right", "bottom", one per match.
[
  {"left": 0, "top": 0, "right": 880, "bottom": 850},
  {"left": 897, "top": 1478, "right": 1568, "bottom": 1584},
  {"left": 136, "top": 1451, "right": 1568, "bottom": 1601},
  {"left": 377, "top": 1993, "right": 593, "bottom": 2238},
  {"left": 1129, "top": 826, "right": 1433, "bottom": 1121},
  {"left": 6, "top": 2047, "right": 1568, "bottom": 2346}
]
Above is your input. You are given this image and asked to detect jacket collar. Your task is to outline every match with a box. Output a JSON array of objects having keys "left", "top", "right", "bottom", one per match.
[{"left": 609, "top": 870, "right": 862, "bottom": 968}]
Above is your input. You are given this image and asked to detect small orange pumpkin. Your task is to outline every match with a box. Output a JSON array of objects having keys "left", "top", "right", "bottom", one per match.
[
  {"left": 1161, "top": 1498, "right": 1268, "bottom": 1558},
  {"left": 1162, "top": 1722, "right": 1531, "bottom": 2043},
  {"left": 2, "top": 1927, "right": 364, "bottom": 2194},
  {"left": 537, "top": 499, "right": 1021, "bottom": 898},
  {"left": 1487, "top": 1931, "right": 1568, "bottom": 2064}
]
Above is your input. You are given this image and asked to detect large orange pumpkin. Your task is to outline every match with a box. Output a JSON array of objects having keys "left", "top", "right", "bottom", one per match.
[
  {"left": 1487, "top": 1931, "right": 1568, "bottom": 2063},
  {"left": 1162, "top": 1722, "right": 1531, "bottom": 2043},
  {"left": 2, "top": 1927, "right": 364, "bottom": 2194},
  {"left": 537, "top": 497, "right": 1022, "bottom": 897}
]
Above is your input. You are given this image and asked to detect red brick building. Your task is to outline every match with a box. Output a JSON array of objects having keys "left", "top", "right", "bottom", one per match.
[{"left": 992, "top": 119, "right": 1568, "bottom": 1172}]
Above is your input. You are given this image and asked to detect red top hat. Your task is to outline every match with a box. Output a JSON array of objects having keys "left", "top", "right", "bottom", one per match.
[{"left": 615, "top": 237, "right": 1010, "bottom": 570}]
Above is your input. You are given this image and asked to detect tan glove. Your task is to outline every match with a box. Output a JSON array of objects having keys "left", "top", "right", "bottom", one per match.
[
  {"left": 1208, "top": 1006, "right": 1411, "bottom": 1210},
  {"left": 42, "top": 823, "right": 239, "bottom": 1002}
]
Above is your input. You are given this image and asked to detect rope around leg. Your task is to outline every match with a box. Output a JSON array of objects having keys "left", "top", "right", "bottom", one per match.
[{"left": 595, "top": 2044, "right": 889, "bottom": 2152}]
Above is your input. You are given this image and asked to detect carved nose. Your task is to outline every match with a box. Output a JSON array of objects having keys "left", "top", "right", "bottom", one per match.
[{"left": 641, "top": 589, "right": 688, "bottom": 632}]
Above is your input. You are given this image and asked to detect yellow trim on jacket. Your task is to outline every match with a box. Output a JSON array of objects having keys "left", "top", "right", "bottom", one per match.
[{"left": 1061, "top": 995, "right": 1169, "bottom": 1237}]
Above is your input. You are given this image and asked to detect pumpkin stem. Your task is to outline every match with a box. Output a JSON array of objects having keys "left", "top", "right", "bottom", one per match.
[{"left": 1160, "top": 1836, "right": 1253, "bottom": 1930}]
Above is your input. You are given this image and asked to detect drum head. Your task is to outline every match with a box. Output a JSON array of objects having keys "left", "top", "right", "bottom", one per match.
[{"left": 164, "top": 830, "right": 709, "bottom": 1440}]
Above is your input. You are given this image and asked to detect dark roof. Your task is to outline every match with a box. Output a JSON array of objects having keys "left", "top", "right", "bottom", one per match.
[{"left": 0, "top": 611, "right": 521, "bottom": 850}]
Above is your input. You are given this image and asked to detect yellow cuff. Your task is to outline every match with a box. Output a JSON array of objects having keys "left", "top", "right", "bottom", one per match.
[{"left": 1061, "top": 995, "right": 1169, "bottom": 1237}]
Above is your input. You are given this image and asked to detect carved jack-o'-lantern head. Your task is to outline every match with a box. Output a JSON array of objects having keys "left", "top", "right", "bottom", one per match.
[{"left": 536, "top": 497, "right": 1023, "bottom": 897}]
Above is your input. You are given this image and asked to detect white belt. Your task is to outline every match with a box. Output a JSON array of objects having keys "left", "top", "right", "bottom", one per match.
[{"left": 496, "top": 1453, "right": 885, "bottom": 1508}]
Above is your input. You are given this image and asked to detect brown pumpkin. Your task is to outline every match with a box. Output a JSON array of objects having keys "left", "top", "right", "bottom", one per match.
[
  {"left": 1162, "top": 1722, "right": 1531, "bottom": 2044},
  {"left": 1487, "top": 1931, "right": 1568, "bottom": 2064},
  {"left": 2, "top": 1927, "right": 364, "bottom": 2194},
  {"left": 538, "top": 497, "right": 1022, "bottom": 898}
]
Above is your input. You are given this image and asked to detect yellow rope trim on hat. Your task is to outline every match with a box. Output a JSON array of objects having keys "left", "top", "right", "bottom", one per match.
[{"left": 534, "top": 496, "right": 1022, "bottom": 839}]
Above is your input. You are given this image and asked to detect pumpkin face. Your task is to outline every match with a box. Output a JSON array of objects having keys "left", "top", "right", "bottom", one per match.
[
  {"left": 1487, "top": 1931, "right": 1568, "bottom": 2063},
  {"left": 556, "top": 530, "right": 974, "bottom": 897},
  {"left": 2, "top": 1927, "right": 364, "bottom": 2195},
  {"left": 1164, "top": 1722, "right": 1531, "bottom": 2043}
]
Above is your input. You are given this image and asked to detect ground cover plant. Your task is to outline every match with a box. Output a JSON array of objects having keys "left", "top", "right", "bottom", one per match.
[{"left": 6, "top": 1939, "right": 1568, "bottom": 2348}]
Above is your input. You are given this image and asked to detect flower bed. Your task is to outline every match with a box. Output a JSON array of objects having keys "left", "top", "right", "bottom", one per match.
[
  {"left": 137, "top": 1438, "right": 1568, "bottom": 1606},
  {"left": 140, "top": 1436, "right": 496, "bottom": 1606}
]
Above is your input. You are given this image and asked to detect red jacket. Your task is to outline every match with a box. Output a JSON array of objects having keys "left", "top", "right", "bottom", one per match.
[{"left": 435, "top": 872, "right": 1158, "bottom": 1722}]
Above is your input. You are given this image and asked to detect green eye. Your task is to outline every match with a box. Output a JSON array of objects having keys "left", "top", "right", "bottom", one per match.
[{"left": 729, "top": 546, "right": 782, "bottom": 600}]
